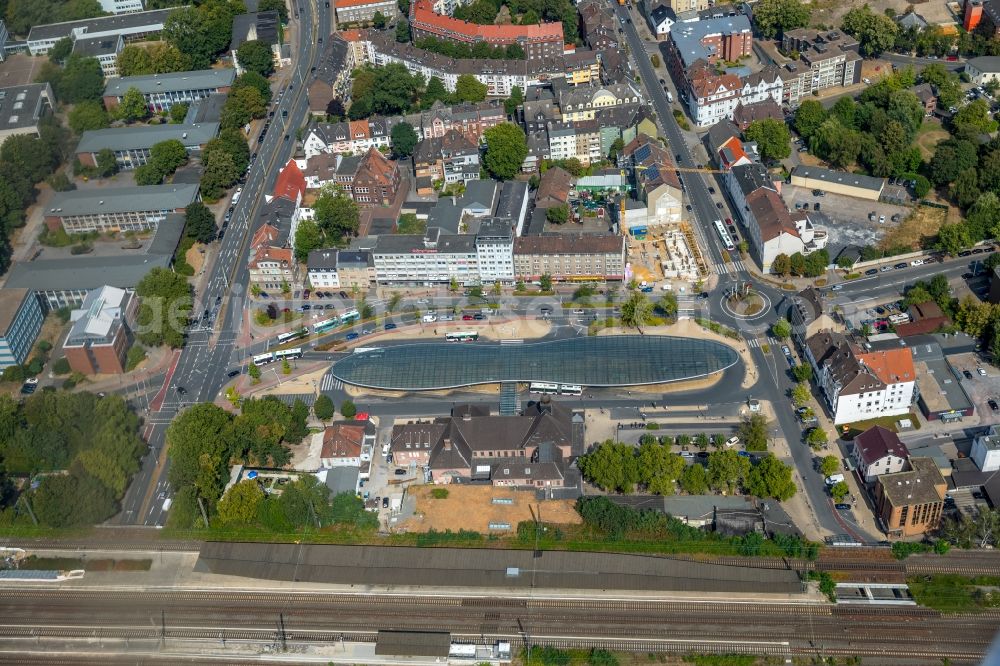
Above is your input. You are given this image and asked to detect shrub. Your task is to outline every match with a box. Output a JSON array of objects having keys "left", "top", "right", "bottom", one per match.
[
  {"left": 52, "top": 357, "right": 71, "bottom": 375},
  {"left": 340, "top": 399, "right": 357, "bottom": 418},
  {"left": 430, "top": 488, "right": 449, "bottom": 499}
]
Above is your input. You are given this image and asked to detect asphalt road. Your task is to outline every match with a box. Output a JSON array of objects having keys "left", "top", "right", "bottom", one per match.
[{"left": 115, "top": 0, "right": 329, "bottom": 527}]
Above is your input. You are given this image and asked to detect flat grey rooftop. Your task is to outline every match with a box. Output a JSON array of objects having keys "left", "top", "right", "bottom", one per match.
[
  {"left": 28, "top": 8, "right": 175, "bottom": 42},
  {"left": 47, "top": 183, "right": 199, "bottom": 216},
  {"left": 76, "top": 123, "right": 220, "bottom": 153},
  {"left": 104, "top": 69, "right": 236, "bottom": 97},
  {"left": 195, "top": 543, "right": 803, "bottom": 594}
]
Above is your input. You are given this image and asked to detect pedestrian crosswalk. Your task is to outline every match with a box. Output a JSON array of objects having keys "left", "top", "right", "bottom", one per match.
[
  {"left": 746, "top": 336, "right": 779, "bottom": 350},
  {"left": 320, "top": 373, "right": 343, "bottom": 391},
  {"left": 715, "top": 260, "right": 747, "bottom": 275}
]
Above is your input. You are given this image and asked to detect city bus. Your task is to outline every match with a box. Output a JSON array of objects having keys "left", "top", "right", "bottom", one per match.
[
  {"left": 277, "top": 327, "right": 308, "bottom": 344},
  {"left": 445, "top": 331, "right": 479, "bottom": 342},
  {"left": 714, "top": 219, "right": 736, "bottom": 252},
  {"left": 340, "top": 308, "right": 360, "bottom": 325},
  {"left": 253, "top": 352, "right": 275, "bottom": 365},
  {"left": 529, "top": 382, "right": 560, "bottom": 394},
  {"left": 313, "top": 317, "right": 338, "bottom": 334},
  {"left": 558, "top": 384, "right": 583, "bottom": 396},
  {"left": 274, "top": 348, "right": 303, "bottom": 361}
]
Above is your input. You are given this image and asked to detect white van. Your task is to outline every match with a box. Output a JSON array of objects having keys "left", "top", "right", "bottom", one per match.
[
  {"left": 421, "top": 313, "right": 437, "bottom": 323},
  {"left": 725, "top": 436, "right": 740, "bottom": 448},
  {"left": 825, "top": 474, "right": 845, "bottom": 485}
]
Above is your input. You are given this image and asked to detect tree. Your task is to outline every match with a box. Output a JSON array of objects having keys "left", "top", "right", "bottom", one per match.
[
  {"left": 149, "top": 138, "right": 189, "bottom": 175},
  {"left": 199, "top": 148, "right": 241, "bottom": 200},
  {"left": 163, "top": 3, "right": 239, "bottom": 70},
  {"left": 753, "top": 0, "right": 810, "bottom": 38},
  {"left": 396, "top": 17, "right": 411, "bottom": 42},
  {"left": 746, "top": 454, "right": 797, "bottom": 500},
  {"left": 620, "top": 291, "right": 654, "bottom": 332},
  {"left": 483, "top": 122, "right": 528, "bottom": 180},
  {"left": 340, "top": 400, "right": 357, "bottom": 418},
  {"left": 830, "top": 480, "right": 850, "bottom": 503},
  {"left": 184, "top": 201, "right": 217, "bottom": 243},
  {"left": 117, "top": 86, "right": 149, "bottom": 123},
  {"left": 48, "top": 37, "right": 74, "bottom": 64},
  {"left": 679, "top": 462, "right": 708, "bottom": 494},
  {"left": 953, "top": 99, "right": 998, "bottom": 135},
  {"left": 546, "top": 205, "right": 569, "bottom": 225},
  {"left": 806, "top": 427, "right": 828, "bottom": 450},
  {"left": 656, "top": 292, "right": 678, "bottom": 319},
  {"left": 313, "top": 184, "right": 360, "bottom": 239},
  {"left": 820, "top": 455, "right": 840, "bottom": 478},
  {"left": 842, "top": 6, "right": 899, "bottom": 57},
  {"left": 116, "top": 44, "right": 154, "bottom": 77},
  {"left": 738, "top": 413, "right": 769, "bottom": 452},
  {"left": 772, "top": 318, "right": 792, "bottom": 339},
  {"left": 791, "top": 382, "right": 812, "bottom": 408},
  {"left": 929, "top": 138, "right": 978, "bottom": 186},
  {"left": 423, "top": 76, "right": 449, "bottom": 109},
  {"left": 231, "top": 71, "right": 273, "bottom": 104},
  {"left": 744, "top": 119, "right": 791, "bottom": 161},
  {"left": 68, "top": 100, "right": 109, "bottom": 134},
  {"left": 237, "top": 39, "right": 275, "bottom": 78},
  {"left": 390, "top": 121, "right": 418, "bottom": 158},
  {"left": 505, "top": 85, "right": 524, "bottom": 117},
  {"left": 772, "top": 253, "right": 791, "bottom": 276},
  {"left": 578, "top": 441, "right": 640, "bottom": 493},
  {"left": 293, "top": 218, "right": 323, "bottom": 262},
  {"left": 313, "top": 394, "right": 335, "bottom": 422},
  {"left": 258, "top": 0, "right": 289, "bottom": 21},
  {"left": 792, "top": 364, "right": 813, "bottom": 382},
  {"left": 1, "top": 134, "right": 58, "bottom": 184},
  {"left": 708, "top": 449, "right": 751, "bottom": 495},
  {"left": 95, "top": 148, "right": 118, "bottom": 178},
  {"left": 134, "top": 266, "right": 191, "bottom": 348},
  {"left": 372, "top": 9, "right": 388, "bottom": 28},
  {"left": 248, "top": 363, "right": 261, "bottom": 382},
  {"left": 453, "top": 74, "right": 488, "bottom": 103},
  {"left": 49, "top": 54, "right": 105, "bottom": 104},
  {"left": 217, "top": 479, "right": 264, "bottom": 525},
  {"left": 134, "top": 162, "right": 165, "bottom": 186},
  {"left": 539, "top": 274, "right": 552, "bottom": 291},
  {"left": 220, "top": 86, "right": 266, "bottom": 129},
  {"left": 794, "top": 100, "right": 827, "bottom": 140},
  {"left": 170, "top": 102, "right": 190, "bottom": 124}
]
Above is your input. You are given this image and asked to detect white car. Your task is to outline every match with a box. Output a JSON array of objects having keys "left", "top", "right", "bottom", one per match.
[
  {"left": 878, "top": 214, "right": 886, "bottom": 224},
  {"left": 911, "top": 259, "right": 924, "bottom": 267},
  {"left": 726, "top": 436, "right": 740, "bottom": 448},
  {"left": 572, "top": 308, "right": 586, "bottom": 315},
  {"left": 979, "top": 367, "right": 988, "bottom": 376},
  {"left": 862, "top": 77, "right": 871, "bottom": 84},
  {"left": 880, "top": 265, "right": 892, "bottom": 272}
]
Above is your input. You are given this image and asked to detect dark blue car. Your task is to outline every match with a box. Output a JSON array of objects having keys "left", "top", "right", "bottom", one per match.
[
  {"left": 346, "top": 332, "right": 359, "bottom": 341},
  {"left": 384, "top": 323, "right": 397, "bottom": 330}
]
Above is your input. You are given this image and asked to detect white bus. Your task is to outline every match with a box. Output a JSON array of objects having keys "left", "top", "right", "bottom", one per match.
[
  {"left": 275, "top": 348, "right": 303, "bottom": 361},
  {"left": 277, "top": 327, "right": 308, "bottom": 344},
  {"left": 559, "top": 384, "right": 583, "bottom": 396},
  {"left": 313, "top": 317, "right": 338, "bottom": 334},
  {"left": 445, "top": 331, "right": 479, "bottom": 342},
  {"left": 529, "top": 382, "right": 560, "bottom": 394},
  {"left": 253, "top": 352, "right": 275, "bottom": 365},
  {"left": 714, "top": 219, "right": 736, "bottom": 252}
]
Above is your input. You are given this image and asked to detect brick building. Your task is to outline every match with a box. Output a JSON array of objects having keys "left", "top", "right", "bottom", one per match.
[
  {"left": 332, "top": 147, "right": 401, "bottom": 208},
  {"left": 874, "top": 457, "right": 946, "bottom": 537},
  {"left": 63, "top": 286, "right": 137, "bottom": 375}
]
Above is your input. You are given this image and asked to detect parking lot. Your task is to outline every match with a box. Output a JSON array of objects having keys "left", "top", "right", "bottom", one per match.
[
  {"left": 949, "top": 352, "right": 1000, "bottom": 423},
  {"left": 780, "top": 184, "right": 912, "bottom": 256}
]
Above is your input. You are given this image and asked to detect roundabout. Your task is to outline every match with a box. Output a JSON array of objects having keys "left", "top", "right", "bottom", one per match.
[
  {"left": 720, "top": 282, "right": 772, "bottom": 322},
  {"left": 329, "top": 335, "right": 740, "bottom": 391}
]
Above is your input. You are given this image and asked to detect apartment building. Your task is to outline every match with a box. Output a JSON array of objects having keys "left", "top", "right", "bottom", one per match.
[
  {"left": 248, "top": 246, "right": 299, "bottom": 291},
  {"left": 0, "top": 83, "right": 55, "bottom": 143},
  {"left": 779, "top": 29, "right": 861, "bottom": 108},
  {"left": 306, "top": 249, "right": 375, "bottom": 289},
  {"left": 805, "top": 330, "right": 916, "bottom": 425},
  {"left": 332, "top": 147, "right": 401, "bottom": 208},
  {"left": 620, "top": 133, "right": 683, "bottom": 227},
  {"left": 556, "top": 80, "right": 643, "bottom": 121},
  {"left": 44, "top": 183, "right": 199, "bottom": 234},
  {"left": 666, "top": 15, "right": 752, "bottom": 77},
  {"left": 63, "top": 286, "right": 136, "bottom": 375},
  {"left": 76, "top": 123, "right": 219, "bottom": 169},
  {"left": 686, "top": 64, "right": 743, "bottom": 127},
  {"left": 302, "top": 117, "right": 396, "bottom": 158},
  {"left": 546, "top": 119, "right": 602, "bottom": 165},
  {"left": 335, "top": 0, "right": 397, "bottom": 23},
  {"left": 409, "top": 0, "right": 563, "bottom": 60},
  {"left": 103, "top": 69, "right": 236, "bottom": 113},
  {"left": 99, "top": 0, "right": 145, "bottom": 13},
  {"left": 412, "top": 129, "right": 480, "bottom": 185},
  {"left": 743, "top": 187, "right": 823, "bottom": 272},
  {"left": 577, "top": 0, "right": 619, "bottom": 51},
  {"left": 0, "top": 288, "right": 44, "bottom": 370},
  {"left": 72, "top": 35, "right": 124, "bottom": 77},
  {"left": 513, "top": 234, "right": 626, "bottom": 282},
  {"left": 27, "top": 8, "right": 172, "bottom": 56},
  {"left": 308, "top": 34, "right": 355, "bottom": 114},
  {"left": 852, "top": 425, "right": 911, "bottom": 484},
  {"left": 475, "top": 218, "right": 515, "bottom": 282},
  {"left": 371, "top": 227, "right": 481, "bottom": 285},
  {"left": 874, "top": 457, "right": 946, "bottom": 537}
]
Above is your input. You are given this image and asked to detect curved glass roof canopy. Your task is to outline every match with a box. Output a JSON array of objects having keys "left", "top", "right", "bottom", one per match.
[{"left": 331, "top": 335, "right": 740, "bottom": 390}]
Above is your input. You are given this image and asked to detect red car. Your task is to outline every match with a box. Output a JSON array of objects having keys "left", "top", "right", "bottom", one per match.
[{"left": 462, "top": 314, "right": 474, "bottom": 320}]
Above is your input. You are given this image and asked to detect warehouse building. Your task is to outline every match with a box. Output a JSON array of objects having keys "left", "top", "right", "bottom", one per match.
[{"left": 790, "top": 165, "right": 885, "bottom": 201}]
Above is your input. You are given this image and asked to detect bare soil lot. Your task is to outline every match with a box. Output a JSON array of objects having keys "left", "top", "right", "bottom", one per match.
[
  {"left": 399, "top": 484, "right": 581, "bottom": 533},
  {"left": 878, "top": 204, "right": 950, "bottom": 251}
]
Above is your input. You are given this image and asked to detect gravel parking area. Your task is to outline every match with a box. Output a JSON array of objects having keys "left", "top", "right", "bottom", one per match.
[{"left": 780, "top": 184, "right": 912, "bottom": 256}]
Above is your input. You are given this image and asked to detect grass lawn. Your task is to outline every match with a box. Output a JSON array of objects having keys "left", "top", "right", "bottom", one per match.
[
  {"left": 915, "top": 121, "right": 949, "bottom": 161},
  {"left": 840, "top": 412, "right": 921, "bottom": 440},
  {"left": 880, "top": 204, "right": 948, "bottom": 252},
  {"left": 908, "top": 574, "right": 1000, "bottom": 613}
]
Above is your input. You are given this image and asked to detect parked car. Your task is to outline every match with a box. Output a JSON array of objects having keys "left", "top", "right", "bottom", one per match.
[
  {"left": 964, "top": 369, "right": 974, "bottom": 379},
  {"left": 989, "top": 399, "right": 999, "bottom": 412},
  {"left": 911, "top": 259, "right": 924, "bottom": 266},
  {"left": 227, "top": 370, "right": 240, "bottom": 377},
  {"left": 462, "top": 314, "right": 474, "bottom": 321},
  {"left": 865, "top": 268, "right": 878, "bottom": 276},
  {"left": 384, "top": 323, "right": 397, "bottom": 330},
  {"left": 835, "top": 503, "right": 852, "bottom": 511},
  {"left": 894, "top": 263, "right": 908, "bottom": 270},
  {"left": 382, "top": 497, "right": 390, "bottom": 508},
  {"left": 339, "top": 291, "right": 350, "bottom": 299},
  {"left": 394, "top": 468, "right": 407, "bottom": 475},
  {"left": 346, "top": 332, "right": 359, "bottom": 341},
  {"left": 473, "top": 313, "right": 486, "bottom": 320},
  {"left": 979, "top": 367, "right": 988, "bottom": 376},
  {"left": 880, "top": 266, "right": 892, "bottom": 273},
  {"left": 878, "top": 214, "right": 886, "bottom": 224}
]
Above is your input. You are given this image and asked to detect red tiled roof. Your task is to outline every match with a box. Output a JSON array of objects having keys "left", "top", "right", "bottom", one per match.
[
  {"left": 273, "top": 159, "right": 305, "bottom": 203},
  {"left": 340, "top": 29, "right": 364, "bottom": 41},
  {"left": 249, "top": 223, "right": 280, "bottom": 250},
  {"left": 321, "top": 422, "right": 366, "bottom": 459},
  {"left": 856, "top": 347, "right": 915, "bottom": 385},
  {"left": 250, "top": 245, "right": 293, "bottom": 268},
  {"left": 412, "top": 0, "right": 563, "bottom": 42}
]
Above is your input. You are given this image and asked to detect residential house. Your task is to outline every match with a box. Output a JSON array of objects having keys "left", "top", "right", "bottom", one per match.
[
  {"left": 0, "top": 83, "right": 55, "bottom": 143},
  {"left": 851, "top": 425, "right": 911, "bottom": 483},
  {"left": 912, "top": 83, "right": 937, "bottom": 115},
  {"left": 412, "top": 129, "right": 480, "bottom": 185},
  {"left": 874, "top": 457, "right": 946, "bottom": 537},
  {"left": 63, "top": 286, "right": 136, "bottom": 375},
  {"left": 966, "top": 56, "right": 1000, "bottom": 85},
  {"left": 308, "top": 33, "right": 355, "bottom": 114},
  {"left": 578, "top": 0, "right": 619, "bottom": 51},
  {"left": 895, "top": 11, "right": 929, "bottom": 31},
  {"left": 805, "top": 330, "right": 917, "bottom": 425},
  {"left": 620, "top": 133, "right": 683, "bottom": 227},
  {"left": 731, "top": 98, "right": 783, "bottom": 131},
  {"left": 230, "top": 12, "right": 281, "bottom": 76},
  {"left": 685, "top": 62, "right": 743, "bottom": 128},
  {"left": 103, "top": 69, "right": 236, "bottom": 113},
  {"left": 534, "top": 166, "right": 574, "bottom": 209},
  {"left": 547, "top": 119, "right": 602, "bottom": 165},
  {"left": 299, "top": 152, "right": 340, "bottom": 189},
  {"left": 307, "top": 249, "right": 375, "bottom": 289},
  {"left": 44, "top": 183, "right": 199, "bottom": 234},
  {"left": 725, "top": 161, "right": 773, "bottom": 220},
  {"left": 522, "top": 129, "right": 551, "bottom": 174},
  {"left": 513, "top": 234, "right": 626, "bottom": 281},
  {"left": 389, "top": 399, "right": 583, "bottom": 486},
  {"left": 248, "top": 246, "right": 298, "bottom": 291},
  {"left": 76, "top": 123, "right": 219, "bottom": 169},
  {"left": 648, "top": 5, "right": 676, "bottom": 40},
  {"left": 0, "top": 289, "right": 44, "bottom": 370},
  {"left": 302, "top": 117, "right": 396, "bottom": 158},
  {"left": 334, "top": 147, "right": 401, "bottom": 208},
  {"left": 743, "top": 187, "right": 825, "bottom": 272},
  {"left": 319, "top": 421, "right": 375, "bottom": 468},
  {"left": 409, "top": 0, "right": 563, "bottom": 60},
  {"left": 555, "top": 80, "right": 643, "bottom": 122}
]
